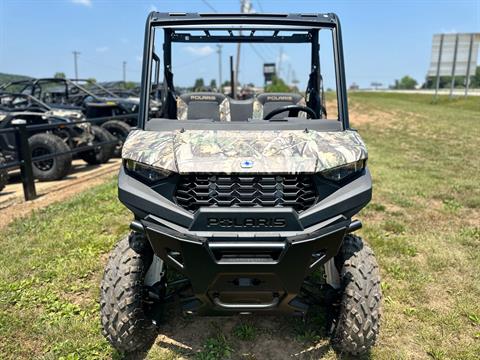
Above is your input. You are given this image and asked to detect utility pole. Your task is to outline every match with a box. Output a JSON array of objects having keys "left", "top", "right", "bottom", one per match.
[
  {"left": 216, "top": 45, "right": 223, "bottom": 91},
  {"left": 230, "top": 55, "right": 236, "bottom": 99},
  {"left": 123, "top": 61, "right": 127, "bottom": 84},
  {"left": 235, "top": 0, "right": 252, "bottom": 90},
  {"left": 277, "top": 46, "right": 284, "bottom": 78},
  {"left": 72, "top": 51, "right": 80, "bottom": 79}
]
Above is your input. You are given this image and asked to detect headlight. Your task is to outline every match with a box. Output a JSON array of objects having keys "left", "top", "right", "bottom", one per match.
[
  {"left": 124, "top": 159, "right": 171, "bottom": 182},
  {"left": 321, "top": 159, "right": 366, "bottom": 181}
]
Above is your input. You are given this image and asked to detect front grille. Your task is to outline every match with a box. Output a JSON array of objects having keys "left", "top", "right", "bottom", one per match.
[{"left": 175, "top": 174, "right": 317, "bottom": 212}]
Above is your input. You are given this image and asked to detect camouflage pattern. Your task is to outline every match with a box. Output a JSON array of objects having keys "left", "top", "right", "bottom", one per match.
[
  {"left": 122, "top": 129, "right": 367, "bottom": 174},
  {"left": 218, "top": 98, "right": 231, "bottom": 122},
  {"left": 176, "top": 97, "right": 188, "bottom": 120},
  {"left": 252, "top": 100, "right": 263, "bottom": 120},
  {"left": 252, "top": 96, "right": 307, "bottom": 119},
  {"left": 122, "top": 130, "right": 178, "bottom": 171},
  {"left": 297, "top": 97, "right": 308, "bottom": 118}
]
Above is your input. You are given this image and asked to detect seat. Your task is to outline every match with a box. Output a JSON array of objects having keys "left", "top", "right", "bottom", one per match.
[
  {"left": 176, "top": 92, "right": 230, "bottom": 121},
  {"left": 253, "top": 92, "right": 307, "bottom": 120},
  {"left": 228, "top": 98, "right": 254, "bottom": 121}
]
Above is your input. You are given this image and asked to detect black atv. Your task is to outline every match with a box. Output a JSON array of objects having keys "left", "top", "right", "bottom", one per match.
[
  {"left": 100, "top": 12, "right": 382, "bottom": 357},
  {"left": 0, "top": 93, "right": 114, "bottom": 181},
  {"left": 0, "top": 151, "right": 8, "bottom": 192},
  {"left": 0, "top": 78, "right": 136, "bottom": 157}
]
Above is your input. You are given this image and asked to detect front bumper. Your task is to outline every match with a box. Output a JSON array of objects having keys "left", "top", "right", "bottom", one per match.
[{"left": 118, "top": 167, "right": 372, "bottom": 314}]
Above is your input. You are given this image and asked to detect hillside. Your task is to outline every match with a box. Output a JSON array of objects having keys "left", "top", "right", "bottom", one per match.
[{"left": 0, "top": 72, "right": 32, "bottom": 85}]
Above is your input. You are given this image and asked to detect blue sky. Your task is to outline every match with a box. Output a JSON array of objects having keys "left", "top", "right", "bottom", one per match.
[{"left": 0, "top": 0, "right": 478, "bottom": 89}]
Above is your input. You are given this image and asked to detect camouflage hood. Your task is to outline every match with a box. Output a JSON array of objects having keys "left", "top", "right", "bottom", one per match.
[{"left": 122, "top": 129, "right": 368, "bottom": 174}]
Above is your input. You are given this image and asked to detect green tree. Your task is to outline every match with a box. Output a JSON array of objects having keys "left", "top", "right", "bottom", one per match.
[
  {"left": 193, "top": 78, "right": 205, "bottom": 91},
  {"left": 393, "top": 75, "right": 418, "bottom": 90},
  {"left": 54, "top": 72, "right": 66, "bottom": 79},
  {"left": 264, "top": 76, "right": 291, "bottom": 92},
  {"left": 469, "top": 66, "right": 480, "bottom": 88},
  {"left": 209, "top": 79, "right": 217, "bottom": 90},
  {"left": 124, "top": 81, "right": 137, "bottom": 89},
  {"left": 86, "top": 77, "right": 96, "bottom": 84}
]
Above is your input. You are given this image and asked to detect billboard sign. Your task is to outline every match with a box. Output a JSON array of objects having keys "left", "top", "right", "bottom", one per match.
[
  {"left": 427, "top": 33, "right": 480, "bottom": 96},
  {"left": 428, "top": 33, "right": 480, "bottom": 77}
]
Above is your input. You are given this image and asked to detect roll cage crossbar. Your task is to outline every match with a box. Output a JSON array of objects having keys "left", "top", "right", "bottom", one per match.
[
  {"left": 138, "top": 12, "right": 350, "bottom": 129},
  {"left": 1, "top": 78, "right": 121, "bottom": 102},
  {"left": 0, "top": 93, "right": 52, "bottom": 112}
]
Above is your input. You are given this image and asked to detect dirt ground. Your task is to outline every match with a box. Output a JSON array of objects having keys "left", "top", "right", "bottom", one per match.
[{"left": 0, "top": 158, "right": 121, "bottom": 229}]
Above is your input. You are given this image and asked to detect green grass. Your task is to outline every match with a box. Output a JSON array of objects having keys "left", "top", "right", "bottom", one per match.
[
  {"left": 0, "top": 92, "right": 479, "bottom": 359},
  {"left": 232, "top": 323, "right": 257, "bottom": 341},
  {"left": 353, "top": 91, "right": 480, "bottom": 112}
]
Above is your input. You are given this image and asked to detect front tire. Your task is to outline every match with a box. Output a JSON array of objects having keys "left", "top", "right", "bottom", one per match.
[
  {"left": 101, "top": 120, "right": 131, "bottom": 157},
  {"left": 0, "top": 153, "right": 8, "bottom": 192},
  {"left": 29, "top": 133, "right": 72, "bottom": 181},
  {"left": 331, "top": 234, "right": 382, "bottom": 356},
  {"left": 79, "top": 125, "right": 114, "bottom": 165},
  {"left": 100, "top": 233, "right": 158, "bottom": 355}
]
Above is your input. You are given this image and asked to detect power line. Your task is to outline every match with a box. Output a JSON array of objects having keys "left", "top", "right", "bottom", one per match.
[
  {"left": 201, "top": 0, "right": 217, "bottom": 12},
  {"left": 217, "top": 45, "right": 223, "bottom": 87},
  {"left": 277, "top": 46, "right": 284, "bottom": 77},
  {"left": 256, "top": 0, "right": 264, "bottom": 12},
  {"left": 79, "top": 56, "right": 141, "bottom": 74},
  {"left": 256, "top": 45, "right": 273, "bottom": 61},
  {"left": 249, "top": 44, "right": 266, "bottom": 62},
  {"left": 174, "top": 52, "right": 215, "bottom": 69}
]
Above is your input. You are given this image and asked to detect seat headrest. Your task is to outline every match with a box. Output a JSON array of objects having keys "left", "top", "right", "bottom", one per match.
[
  {"left": 255, "top": 92, "right": 304, "bottom": 105},
  {"left": 177, "top": 92, "right": 230, "bottom": 121},
  {"left": 253, "top": 92, "right": 306, "bottom": 119},
  {"left": 228, "top": 98, "right": 254, "bottom": 121},
  {"left": 179, "top": 92, "right": 226, "bottom": 105}
]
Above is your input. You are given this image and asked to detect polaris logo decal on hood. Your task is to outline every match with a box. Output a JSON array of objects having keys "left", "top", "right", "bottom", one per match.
[{"left": 240, "top": 160, "right": 254, "bottom": 168}]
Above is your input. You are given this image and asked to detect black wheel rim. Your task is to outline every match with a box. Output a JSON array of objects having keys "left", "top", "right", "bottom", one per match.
[{"left": 32, "top": 147, "right": 54, "bottom": 171}]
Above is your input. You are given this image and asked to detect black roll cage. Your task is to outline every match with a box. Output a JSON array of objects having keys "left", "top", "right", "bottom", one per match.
[
  {"left": 1, "top": 78, "right": 121, "bottom": 103},
  {"left": 138, "top": 12, "right": 350, "bottom": 130}
]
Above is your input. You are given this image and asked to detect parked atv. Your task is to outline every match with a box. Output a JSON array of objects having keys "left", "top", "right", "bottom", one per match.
[
  {"left": 1, "top": 78, "right": 136, "bottom": 157},
  {"left": 0, "top": 151, "right": 8, "bottom": 192},
  {"left": 0, "top": 93, "right": 114, "bottom": 181},
  {"left": 100, "top": 12, "right": 381, "bottom": 357}
]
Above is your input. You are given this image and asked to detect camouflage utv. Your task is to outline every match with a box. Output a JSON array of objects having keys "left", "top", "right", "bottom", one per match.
[{"left": 100, "top": 12, "right": 381, "bottom": 357}]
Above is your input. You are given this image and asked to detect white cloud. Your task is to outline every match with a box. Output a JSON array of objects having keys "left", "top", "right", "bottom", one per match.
[
  {"left": 71, "top": 0, "right": 92, "bottom": 7},
  {"left": 183, "top": 45, "right": 215, "bottom": 57},
  {"left": 96, "top": 46, "right": 109, "bottom": 53},
  {"left": 149, "top": 4, "right": 158, "bottom": 12}
]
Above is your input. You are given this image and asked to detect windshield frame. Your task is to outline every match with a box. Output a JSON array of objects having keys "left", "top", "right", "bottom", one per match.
[{"left": 138, "top": 12, "right": 349, "bottom": 130}]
